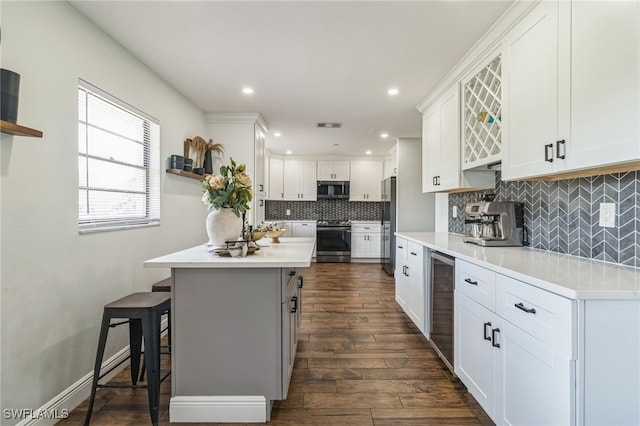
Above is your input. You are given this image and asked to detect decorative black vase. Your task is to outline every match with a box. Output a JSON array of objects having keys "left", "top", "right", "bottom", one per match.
[
  {"left": 204, "top": 150, "right": 213, "bottom": 174},
  {"left": 1, "top": 69, "right": 20, "bottom": 123}
]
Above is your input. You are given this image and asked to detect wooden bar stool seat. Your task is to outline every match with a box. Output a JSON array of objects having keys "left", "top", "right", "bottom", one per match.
[
  {"left": 151, "top": 277, "right": 171, "bottom": 292},
  {"left": 85, "top": 292, "right": 171, "bottom": 426}
]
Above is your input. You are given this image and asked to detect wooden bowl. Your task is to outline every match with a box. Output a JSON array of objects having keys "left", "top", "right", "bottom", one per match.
[{"left": 266, "top": 229, "right": 286, "bottom": 243}]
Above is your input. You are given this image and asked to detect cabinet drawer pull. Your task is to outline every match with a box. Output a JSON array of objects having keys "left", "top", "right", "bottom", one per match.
[
  {"left": 544, "top": 143, "right": 554, "bottom": 162},
  {"left": 556, "top": 139, "right": 566, "bottom": 159},
  {"left": 289, "top": 270, "right": 296, "bottom": 276},
  {"left": 398, "top": 245, "right": 404, "bottom": 249},
  {"left": 484, "top": 322, "right": 492, "bottom": 341},
  {"left": 491, "top": 328, "right": 501, "bottom": 348},
  {"left": 291, "top": 296, "right": 298, "bottom": 313},
  {"left": 515, "top": 302, "right": 536, "bottom": 314},
  {"left": 464, "top": 278, "right": 478, "bottom": 286},
  {"left": 410, "top": 251, "right": 417, "bottom": 256}
]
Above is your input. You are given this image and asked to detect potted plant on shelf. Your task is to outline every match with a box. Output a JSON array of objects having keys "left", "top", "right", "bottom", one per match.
[{"left": 201, "top": 157, "right": 252, "bottom": 246}]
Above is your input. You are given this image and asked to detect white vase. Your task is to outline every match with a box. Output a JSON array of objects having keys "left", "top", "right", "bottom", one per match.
[{"left": 206, "top": 208, "right": 243, "bottom": 246}]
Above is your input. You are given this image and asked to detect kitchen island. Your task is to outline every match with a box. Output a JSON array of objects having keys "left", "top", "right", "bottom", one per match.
[{"left": 144, "top": 237, "right": 315, "bottom": 423}]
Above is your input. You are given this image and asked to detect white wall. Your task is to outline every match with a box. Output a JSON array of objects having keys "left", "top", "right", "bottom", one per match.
[
  {"left": 396, "top": 138, "right": 435, "bottom": 232},
  {"left": 0, "top": 2, "right": 207, "bottom": 421}
]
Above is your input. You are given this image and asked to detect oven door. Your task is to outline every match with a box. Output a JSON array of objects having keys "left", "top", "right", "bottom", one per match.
[{"left": 316, "top": 227, "right": 351, "bottom": 262}]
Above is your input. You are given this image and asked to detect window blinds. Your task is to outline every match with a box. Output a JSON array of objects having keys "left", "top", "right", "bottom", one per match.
[{"left": 78, "top": 79, "right": 160, "bottom": 231}]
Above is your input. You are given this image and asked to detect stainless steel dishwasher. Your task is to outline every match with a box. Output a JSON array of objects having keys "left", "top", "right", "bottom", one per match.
[{"left": 430, "top": 251, "right": 455, "bottom": 373}]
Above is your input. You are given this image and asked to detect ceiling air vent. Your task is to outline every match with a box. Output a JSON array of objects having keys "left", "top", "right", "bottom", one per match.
[{"left": 317, "top": 122, "right": 342, "bottom": 128}]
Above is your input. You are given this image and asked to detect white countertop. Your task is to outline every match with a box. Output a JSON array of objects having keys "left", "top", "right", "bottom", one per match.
[
  {"left": 144, "top": 237, "right": 316, "bottom": 269},
  {"left": 398, "top": 232, "right": 640, "bottom": 300}
]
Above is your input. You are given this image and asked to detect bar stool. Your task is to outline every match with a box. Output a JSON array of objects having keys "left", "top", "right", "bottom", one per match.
[
  {"left": 152, "top": 277, "right": 171, "bottom": 340},
  {"left": 85, "top": 292, "right": 171, "bottom": 426},
  {"left": 138, "top": 278, "right": 172, "bottom": 381}
]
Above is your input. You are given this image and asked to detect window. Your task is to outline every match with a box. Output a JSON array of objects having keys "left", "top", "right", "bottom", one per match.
[{"left": 78, "top": 80, "right": 160, "bottom": 232}]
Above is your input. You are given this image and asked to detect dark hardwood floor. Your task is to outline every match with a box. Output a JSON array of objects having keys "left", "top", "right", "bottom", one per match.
[{"left": 59, "top": 263, "right": 493, "bottom": 425}]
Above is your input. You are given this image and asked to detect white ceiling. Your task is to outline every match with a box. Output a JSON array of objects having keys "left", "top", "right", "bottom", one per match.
[{"left": 69, "top": 0, "right": 512, "bottom": 157}]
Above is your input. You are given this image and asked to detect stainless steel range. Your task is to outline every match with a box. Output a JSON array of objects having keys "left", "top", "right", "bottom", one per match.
[{"left": 316, "top": 220, "right": 351, "bottom": 263}]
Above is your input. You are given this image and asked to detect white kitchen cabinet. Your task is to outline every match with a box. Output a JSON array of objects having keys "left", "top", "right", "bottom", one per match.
[
  {"left": 317, "top": 161, "right": 350, "bottom": 181},
  {"left": 421, "top": 85, "right": 494, "bottom": 193},
  {"left": 206, "top": 113, "right": 269, "bottom": 225},
  {"left": 498, "top": 320, "right": 573, "bottom": 426},
  {"left": 502, "top": 0, "right": 640, "bottom": 180},
  {"left": 349, "top": 160, "right": 383, "bottom": 201},
  {"left": 254, "top": 127, "right": 266, "bottom": 195},
  {"left": 254, "top": 196, "right": 266, "bottom": 225},
  {"left": 268, "top": 157, "right": 284, "bottom": 200},
  {"left": 395, "top": 237, "right": 410, "bottom": 312},
  {"left": 456, "top": 292, "right": 500, "bottom": 419},
  {"left": 351, "top": 222, "right": 382, "bottom": 260},
  {"left": 283, "top": 160, "right": 316, "bottom": 201},
  {"left": 454, "top": 259, "right": 575, "bottom": 426},
  {"left": 291, "top": 221, "right": 316, "bottom": 238},
  {"left": 395, "top": 237, "right": 426, "bottom": 334}
]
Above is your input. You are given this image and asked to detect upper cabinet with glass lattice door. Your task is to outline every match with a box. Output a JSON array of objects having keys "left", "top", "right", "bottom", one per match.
[{"left": 462, "top": 54, "right": 502, "bottom": 170}]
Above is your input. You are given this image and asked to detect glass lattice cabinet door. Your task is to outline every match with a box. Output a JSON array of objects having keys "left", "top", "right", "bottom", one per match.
[{"left": 462, "top": 55, "right": 502, "bottom": 169}]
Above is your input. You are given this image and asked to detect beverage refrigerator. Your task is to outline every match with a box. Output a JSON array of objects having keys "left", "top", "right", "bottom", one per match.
[{"left": 381, "top": 176, "right": 396, "bottom": 276}]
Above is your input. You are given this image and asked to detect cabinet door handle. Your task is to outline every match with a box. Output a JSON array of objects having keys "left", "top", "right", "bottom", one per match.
[
  {"left": 405, "top": 266, "right": 409, "bottom": 277},
  {"left": 433, "top": 176, "right": 437, "bottom": 186},
  {"left": 410, "top": 251, "right": 417, "bottom": 256},
  {"left": 259, "top": 199, "right": 264, "bottom": 207},
  {"left": 464, "top": 278, "right": 478, "bottom": 286},
  {"left": 515, "top": 302, "right": 536, "bottom": 314},
  {"left": 398, "top": 245, "right": 404, "bottom": 249},
  {"left": 491, "top": 328, "right": 501, "bottom": 348},
  {"left": 544, "top": 143, "right": 554, "bottom": 162},
  {"left": 556, "top": 139, "right": 566, "bottom": 159},
  {"left": 281, "top": 192, "right": 284, "bottom": 199},
  {"left": 297, "top": 276, "right": 304, "bottom": 288},
  {"left": 291, "top": 296, "right": 298, "bottom": 313},
  {"left": 484, "top": 322, "right": 492, "bottom": 341},
  {"left": 259, "top": 184, "right": 264, "bottom": 192}
]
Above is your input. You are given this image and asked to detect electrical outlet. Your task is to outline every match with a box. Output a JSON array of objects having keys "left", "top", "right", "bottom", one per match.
[
  {"left": 452, "top": 206, "right": 458, "bottom": 218},
  {"left": 599, "top": 203, "right": 616, "bottom": 228},
  {"left": 286, "top": 209, "right": 291, "bottom": 216}
]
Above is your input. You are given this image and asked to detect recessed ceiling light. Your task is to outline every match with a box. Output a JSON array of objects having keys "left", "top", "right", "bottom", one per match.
[
  {"left": 286, "top": 150, "right": 292, "bottom": 155},
  {"left": 366, "top": 150, "right": 372, "bottom": 155},
  {"left": 380, "top": 133, "right": 389, "bottom": 138},
  {"left": 274, "top": 132, "right": 281, "bottom": 137},
  {"left": 242, "top": 87, "right": 254, "bottom": 95},
  {"left": 388, "top": 88, "right": 399, "bottom": 96}
]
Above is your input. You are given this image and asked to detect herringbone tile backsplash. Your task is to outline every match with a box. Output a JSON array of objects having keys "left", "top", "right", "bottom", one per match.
[
  {"left": 449, "top": 171, "right": 639, "bottom": 267},
  {"left": 266, "top": 199, "right": 381, "bottom": 221}
]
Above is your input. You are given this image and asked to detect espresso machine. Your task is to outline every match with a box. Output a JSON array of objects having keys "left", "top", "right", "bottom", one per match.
[{"left": 463, "top": 201, "right": 525, "bottom": 246}]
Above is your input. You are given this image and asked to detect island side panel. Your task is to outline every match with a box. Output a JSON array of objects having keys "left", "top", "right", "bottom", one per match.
[{"left": 172, "top": 267, "right": 283, "bottom": 399}]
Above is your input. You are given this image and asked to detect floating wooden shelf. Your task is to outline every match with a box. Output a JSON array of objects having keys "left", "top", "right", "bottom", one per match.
[
  {"left": 0, "top": 120, "right": 43, "bottom": 138},
  {"left": 166, "top": 168, "right": 205, "bottom": 181}
]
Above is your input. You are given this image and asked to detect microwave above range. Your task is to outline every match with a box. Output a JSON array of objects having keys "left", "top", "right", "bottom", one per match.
[{"left": 317, "top": 181, "right": 350, "bottom": 199}]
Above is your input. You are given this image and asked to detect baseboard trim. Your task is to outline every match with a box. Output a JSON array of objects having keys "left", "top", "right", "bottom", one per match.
[
  {"left": 16, "top": 347, "right": 130, "bottom": 426},
  {"left": 169, "top": 395, "right": 269, "bottom": 423},
  {"left": 16, "top": 317, "right": 169, "bottom": 426}
]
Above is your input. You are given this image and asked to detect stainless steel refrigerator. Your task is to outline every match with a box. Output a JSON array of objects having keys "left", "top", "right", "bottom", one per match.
[{"left": 381, "top": 176, "right": 396, "bottom": 276}]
